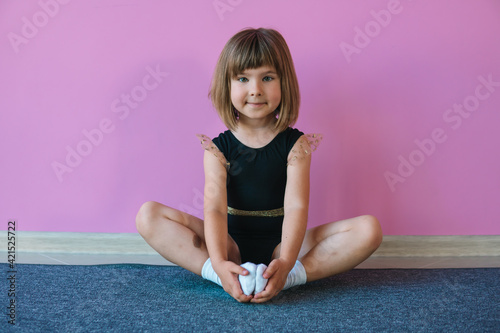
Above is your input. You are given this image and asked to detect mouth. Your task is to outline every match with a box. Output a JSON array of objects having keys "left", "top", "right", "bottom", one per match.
[{"left": 246, "top": 102, "right": 266, "bottom": 107}]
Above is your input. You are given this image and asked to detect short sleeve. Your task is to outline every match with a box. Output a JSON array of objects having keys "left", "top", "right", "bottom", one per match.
[
  {"left": 196, "top": 134, "right": 230, "bottom": 170},
  {"left": 287, "top": 133, "right": 323, "bottom": 166}
]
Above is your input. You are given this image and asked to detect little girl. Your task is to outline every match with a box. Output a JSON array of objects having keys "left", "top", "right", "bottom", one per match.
[{"left": 136, "top": 28, "right": 382, "bottom": 303}]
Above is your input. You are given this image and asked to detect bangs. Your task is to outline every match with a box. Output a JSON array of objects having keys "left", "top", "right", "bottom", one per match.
[{"left": 227, "top": 32, "right": 280, "bottom": 78}]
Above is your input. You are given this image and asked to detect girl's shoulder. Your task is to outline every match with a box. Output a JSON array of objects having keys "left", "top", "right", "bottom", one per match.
[
  {"left": 195, "top": 133, "right": 230, "bottom": 170},
  {"left": 286, "top": 129, "right": 323, "bottom": 166},
  {"left": 196, "top": 130, "right": 232, "bottom": 149},
  {"left": 284, "top": 127, "right": 305, "bottom": 144}
]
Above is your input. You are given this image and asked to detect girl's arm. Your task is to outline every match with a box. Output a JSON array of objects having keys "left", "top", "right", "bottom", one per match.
[
  {"left": 252, "top": 139, "right": 311, "bottom": 303},
  {"left": 203, "top": 150, "right": 251, "bottom": 302},
  {"left": 203, "top": 149, "right": 229, "bottom": 263},
  {"left": 280, "top": 150, "right": 311, "bottom": 267}
]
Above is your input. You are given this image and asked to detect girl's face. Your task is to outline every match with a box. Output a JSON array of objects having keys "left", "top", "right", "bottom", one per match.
[{"left": 230, "top": 66, "right": 281, "bottom": 125}]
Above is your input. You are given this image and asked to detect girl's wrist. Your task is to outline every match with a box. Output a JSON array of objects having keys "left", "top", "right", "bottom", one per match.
[
  {"left": 277, "top": 257, "right": 296, "bottom": 271},
  {"left": 209, "top": 256, "right": 227, "bottom": 267}
]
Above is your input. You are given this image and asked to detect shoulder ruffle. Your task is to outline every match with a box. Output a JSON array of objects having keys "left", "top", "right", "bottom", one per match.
[
  {"left": 196, "top": 134, "right": 230, "bottom": 170},
  {"left": 287, "top": 133, "right": 323, "bottom": 166}
]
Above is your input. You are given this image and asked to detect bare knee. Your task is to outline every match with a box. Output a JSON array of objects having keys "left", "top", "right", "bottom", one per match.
[
  {"left": 357, "top": 215, "right": 383, "bottom": 251},
  {"left": 135, "top": 201, "right": 161, "bottom": 236}
]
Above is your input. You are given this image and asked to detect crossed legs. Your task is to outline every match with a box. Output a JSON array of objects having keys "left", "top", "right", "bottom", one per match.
[{"left": 136, "top": 202, "right": 382, "bottom": 288}]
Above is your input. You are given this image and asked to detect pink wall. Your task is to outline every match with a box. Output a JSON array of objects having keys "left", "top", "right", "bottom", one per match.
[{"left": 1, "top": 0, "right": 499, "bottom": 235}]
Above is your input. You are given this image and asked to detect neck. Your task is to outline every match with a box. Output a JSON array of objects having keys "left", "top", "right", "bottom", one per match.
[
  {"left": 235, "top": 113, "right": 278, "bottom": 134},
  {"left": 232, "top": 115, "right": 280, "bottom": 148}
]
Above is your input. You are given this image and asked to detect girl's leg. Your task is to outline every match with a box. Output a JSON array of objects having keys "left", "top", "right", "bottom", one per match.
[
  {"left": 135, "top": 201, "right": 241, "bottom": 276},
  {"left": 273, "top": 215, "right": 382, "bottom": 282},
  {"left": 298, "top": 215, "right": 383, "bottom": 281}
]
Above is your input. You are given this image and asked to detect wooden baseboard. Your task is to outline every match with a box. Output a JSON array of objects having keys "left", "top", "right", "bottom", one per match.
[
  {"left": 3, "top": 231, "right": 156, "bottom": 255},
  {"left": 1, "top": 232, "right": 499, "bottom": 257},
  {"left": 373, "top": 235, "right": 500, "bottom": 257}
]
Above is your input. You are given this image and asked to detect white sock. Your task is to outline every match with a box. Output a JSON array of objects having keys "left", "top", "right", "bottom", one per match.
[
  {"left": 238, "top": 262, "right": 257, "bottom": 296},
  {"left": 201, "top": 259, "right": 271, "bottom": 295},
  {"left": 201, "top": 258, "right": 222, "bottom": 287},
  {"left": 282, "top": 260, "right": 307, "bottom": 290},
  {"left": 255, "top": 263, "right": 268, "bottom": 294}
]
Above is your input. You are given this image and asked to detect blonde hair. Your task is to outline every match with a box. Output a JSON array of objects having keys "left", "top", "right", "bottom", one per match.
[{"left": 209, "top": 28, "right": 300, "bottom": 132}]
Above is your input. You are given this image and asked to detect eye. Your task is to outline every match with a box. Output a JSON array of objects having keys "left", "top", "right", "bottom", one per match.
[
  {"left": 263, "top": 76, "right": 274, "bottom": 82},
  {"left": 237, "top": 77, "right": 248, "bottom": 83}
]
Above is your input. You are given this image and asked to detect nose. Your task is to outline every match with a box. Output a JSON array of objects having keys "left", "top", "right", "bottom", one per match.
[{"left": 249, "top": 81, "right": 263, "bottom": 96}]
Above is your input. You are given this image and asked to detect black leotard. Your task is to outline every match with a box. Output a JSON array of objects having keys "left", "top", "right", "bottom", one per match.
[{"left": 212, "top": 127, "right": 304, "bottom": 265}]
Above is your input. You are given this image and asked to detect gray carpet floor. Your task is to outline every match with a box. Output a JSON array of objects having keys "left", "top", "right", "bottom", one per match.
[{"left": 3, "top": 264, "right": 499, "bottom": 332}]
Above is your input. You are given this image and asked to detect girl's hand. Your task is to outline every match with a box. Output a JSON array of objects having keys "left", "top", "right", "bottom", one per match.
[
  {"left": 251, "top": 258, "right": 291, "bottom": 303},
  {"left": 212, "top": 260, "right": 253, "bottom": 303}
]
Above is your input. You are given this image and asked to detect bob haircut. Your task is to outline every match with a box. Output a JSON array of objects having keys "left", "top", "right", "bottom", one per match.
[{"left": 209, "top": 28, "right": 300, "bottom": 132}]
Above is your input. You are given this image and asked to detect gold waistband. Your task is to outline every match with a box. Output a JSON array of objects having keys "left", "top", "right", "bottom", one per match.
[{"left": 227, "top": 206, "right": 284, "bottom": 217}]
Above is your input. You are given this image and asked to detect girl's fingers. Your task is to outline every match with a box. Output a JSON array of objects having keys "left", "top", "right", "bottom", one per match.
[
  {"left": 216, "top": 261, "right": 253, "bottom": 302},
  {"left": 235, "top": 292, "right": 253, "bottom": 303},
  {"left": 262, "top": 259, "right": 279, "bottom": 279},
  {"left": 224, "top": 266, "right": 252, "bottom": 302},
  {"left": 251, "top": 279, "right": 279, "bottom": 303},
  {"left": 251, "top": 289, "right": 276, "bottom": 303},
  {"left": 231, "top": 280, "right": 252, "bottom": 302},
  {"left": 228, "top": 262, "right": 248, "bottom": 276}
]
